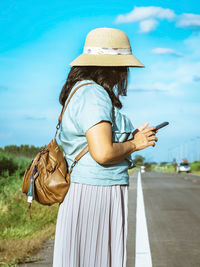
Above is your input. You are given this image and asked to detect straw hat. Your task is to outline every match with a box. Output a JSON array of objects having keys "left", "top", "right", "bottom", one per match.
[{"left": 69, "top": 27, "right": 144, "bottom": 67}]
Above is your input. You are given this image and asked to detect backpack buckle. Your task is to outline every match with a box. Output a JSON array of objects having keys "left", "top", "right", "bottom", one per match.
[{"left": 70, "top": 159, "right": 78, "bottom": 170}]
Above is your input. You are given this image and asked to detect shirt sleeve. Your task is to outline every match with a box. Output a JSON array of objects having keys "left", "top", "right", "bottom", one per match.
[{"left": 75, "top": 84, "right": 113, "bottom": 134}]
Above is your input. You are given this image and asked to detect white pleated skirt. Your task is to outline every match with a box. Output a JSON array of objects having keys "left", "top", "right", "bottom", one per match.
[{"left": 53, "top": 182, "right": 128, "bottom": 267}]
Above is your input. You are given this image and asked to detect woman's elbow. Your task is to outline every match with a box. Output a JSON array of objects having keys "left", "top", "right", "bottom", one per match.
[{"left": 89, "top": 149, "right": 112, "bottom": 165}]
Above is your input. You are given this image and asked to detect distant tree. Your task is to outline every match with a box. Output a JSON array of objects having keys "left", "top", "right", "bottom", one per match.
[
  {"left": 160, "top": 161, "right": 168, "bottom": 166},
  {"left": 134, "top": 155, "right": 145, "bottom": 166},
  {"left": 3, "top": 144, "right": 44, "bottom": 158},
  {"left": 144, "top": 162, "right": 152, "bottom": 171},
  {"left": 149, "top": 161, "right": 157, "bottom": 165}
]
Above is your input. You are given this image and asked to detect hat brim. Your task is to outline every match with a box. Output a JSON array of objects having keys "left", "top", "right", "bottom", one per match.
[{"left": 69, "top": 54, "right": 144, "bottom": 67}]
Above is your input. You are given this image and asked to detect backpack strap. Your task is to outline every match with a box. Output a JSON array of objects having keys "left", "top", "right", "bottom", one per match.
[
  {"left": 54, "top": 82, "right": 94, "bottom": 173},
  {"left": 68, "top": 144, "right": 89, "bottom": 175},
  {"left": 55, "top": 82, "right": 94, "bottom": 138}
]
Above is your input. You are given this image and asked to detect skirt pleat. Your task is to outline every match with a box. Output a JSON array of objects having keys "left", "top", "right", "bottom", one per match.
[{"left": 53, "top": 182, "right": 128, "bottom": 267}]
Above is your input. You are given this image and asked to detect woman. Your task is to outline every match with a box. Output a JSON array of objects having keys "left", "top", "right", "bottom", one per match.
[{"left": 53, "top": 27, "right": 158, "bottom": 267}]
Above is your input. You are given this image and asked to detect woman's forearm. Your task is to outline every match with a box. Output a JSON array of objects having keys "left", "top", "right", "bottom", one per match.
[
  {"left": 102, "top": 140, "right": 136, "bottom": 165},
  {"left": 87, "top": 123, "right": 157, "bottom": 165}
]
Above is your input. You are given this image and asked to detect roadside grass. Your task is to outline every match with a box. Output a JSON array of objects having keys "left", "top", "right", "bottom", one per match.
[
  {"left": 154, "top": 164, "right": 176, "bottom": 173},
  {"left": 153, "top": 161, "right": 200, "bottom": 175},
  {"left": 190, "top": 161, "right": 200, "bottom": 175},
  {"left": 0, "top": 226, "right": 56, "bottom": 266},
  {"left": 128, "top": 166, "right": 140, "bottom": 176},
  {"left": 0, "top": 153, "right": 59, "bottom": 265}
]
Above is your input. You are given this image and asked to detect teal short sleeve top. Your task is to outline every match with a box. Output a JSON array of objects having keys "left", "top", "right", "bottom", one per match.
[{"left": 58, "top": 80, "right": 136, "bottom": 186}]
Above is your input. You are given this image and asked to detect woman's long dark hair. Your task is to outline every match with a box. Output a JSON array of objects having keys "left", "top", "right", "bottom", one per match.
[{"left": 59, "top": 66, "right": 129, "bottom": 109}]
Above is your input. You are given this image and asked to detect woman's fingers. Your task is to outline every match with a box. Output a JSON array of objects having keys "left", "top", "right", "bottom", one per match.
[
  {"left": 138, "top": 122, "right": 149, "bottom": 131},
  {"left": 149, "top": 141, "right": 156, "bottom": 147},
  {"left": 132, "top": 124, "right": 159, "bottom": 151},
  {"left": 142, "top": 126, "right": 156, "bottom": 133},
  {"left": 132, "top": 123, "right": 153, "bottom": 137},
  {"left": 148, "top": 136, "right": 158, "bottom": 142},
  {"left": 145, "top": 130, "right": 156, "bottom": 137}
]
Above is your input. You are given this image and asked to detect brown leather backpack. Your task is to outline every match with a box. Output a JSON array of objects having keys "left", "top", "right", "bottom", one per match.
[{"left": 22, "top": 82, "right": 93, "bottom": 214}]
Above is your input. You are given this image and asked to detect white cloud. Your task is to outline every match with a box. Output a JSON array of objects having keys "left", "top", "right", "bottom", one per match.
[
  {"left": 115, "top": 6, "right": 175, "bottom": 33},
  {"left": 176, "top": 13, "right": 200, "bottom": 29},
  {"left": 139, "top": 19, "right": 158, "bottom": 33},
  {"left": 151, "top": 47, "right": 183, "bottom": 57},
  {"left": 115, "top": 6, "right": 175, "bottom": 23},
  {"left": 115, "top": 6, "right": 175, "bottom": 24},
  {"left": 129, "top": 80, "right": 180, "bottom": 93},
  {"left": 115, "top": 6, "right": 200, "bottom": 33},
  {"left": 128, "top": 85, "right": 167, "bottom": 92}
]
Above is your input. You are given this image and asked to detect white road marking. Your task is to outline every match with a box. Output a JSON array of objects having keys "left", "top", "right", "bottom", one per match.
[{"left": 135, "top": 171, "right": 152, "bottom": 267}]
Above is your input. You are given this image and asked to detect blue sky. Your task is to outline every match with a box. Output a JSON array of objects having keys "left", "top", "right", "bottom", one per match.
[{"left": 1, "top": 0, "right": 200, "bottom": 163}]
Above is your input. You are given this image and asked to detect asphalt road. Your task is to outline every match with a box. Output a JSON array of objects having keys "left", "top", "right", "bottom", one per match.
[
  {"left": 20, "top": 171, "right": 200, "bottom": 267},
  {"left": 135, "top": 171, "right": 200, "bottom": 267}
]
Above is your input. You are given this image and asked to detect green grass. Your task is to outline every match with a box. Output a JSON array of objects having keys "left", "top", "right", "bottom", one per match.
[
  {"left": 153, "top": 161, "right": 200, "bottom": 175},
  {"left": 0, "top": 153, "right": 59, "bottom": 265},
  {"left": 0, "top": 170, "right": 58, "bottom": 240},
  {"left": 190, "top": 161, "right": 200, "bottom": 174},
  {"left": 128, "top": 166, "right": 140, "bottom": 176}
]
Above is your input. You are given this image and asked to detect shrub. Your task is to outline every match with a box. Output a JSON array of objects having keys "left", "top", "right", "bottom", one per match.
[
  {"left": 144, "top": 162, "right": 152, "bottom": 171},
  {"left": 0, "top": 156, "right": 18, "bottom": 177},
  {"left": 191, "top": 161, "right": 200, "bottom": 171}
]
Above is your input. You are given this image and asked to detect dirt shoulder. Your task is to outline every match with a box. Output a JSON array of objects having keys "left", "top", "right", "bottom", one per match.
[{"left": 19, "top": 238, "right": 54, "bottom": 267}]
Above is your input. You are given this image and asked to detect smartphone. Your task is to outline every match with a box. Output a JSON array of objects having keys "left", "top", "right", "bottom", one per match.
[
  {"left": 153, "top": 121, "right": 169, "bottom": 132},
  {"left": 132, "top": 121, "right": 169, "bottom": 137}
]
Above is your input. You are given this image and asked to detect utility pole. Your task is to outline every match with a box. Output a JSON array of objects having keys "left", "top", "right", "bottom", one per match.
[{"left": 197, "top": 137, "right": 200, "bottom": 162}]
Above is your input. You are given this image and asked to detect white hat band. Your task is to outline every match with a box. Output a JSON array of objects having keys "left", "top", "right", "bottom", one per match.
[{"left": 83, "top": 46, "right": 132, "bottom": 55}]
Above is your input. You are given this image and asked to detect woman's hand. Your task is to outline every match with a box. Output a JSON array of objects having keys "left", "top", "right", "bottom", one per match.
[{"left": 130, "top": 122, "right": 158, "bottom": 151}]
